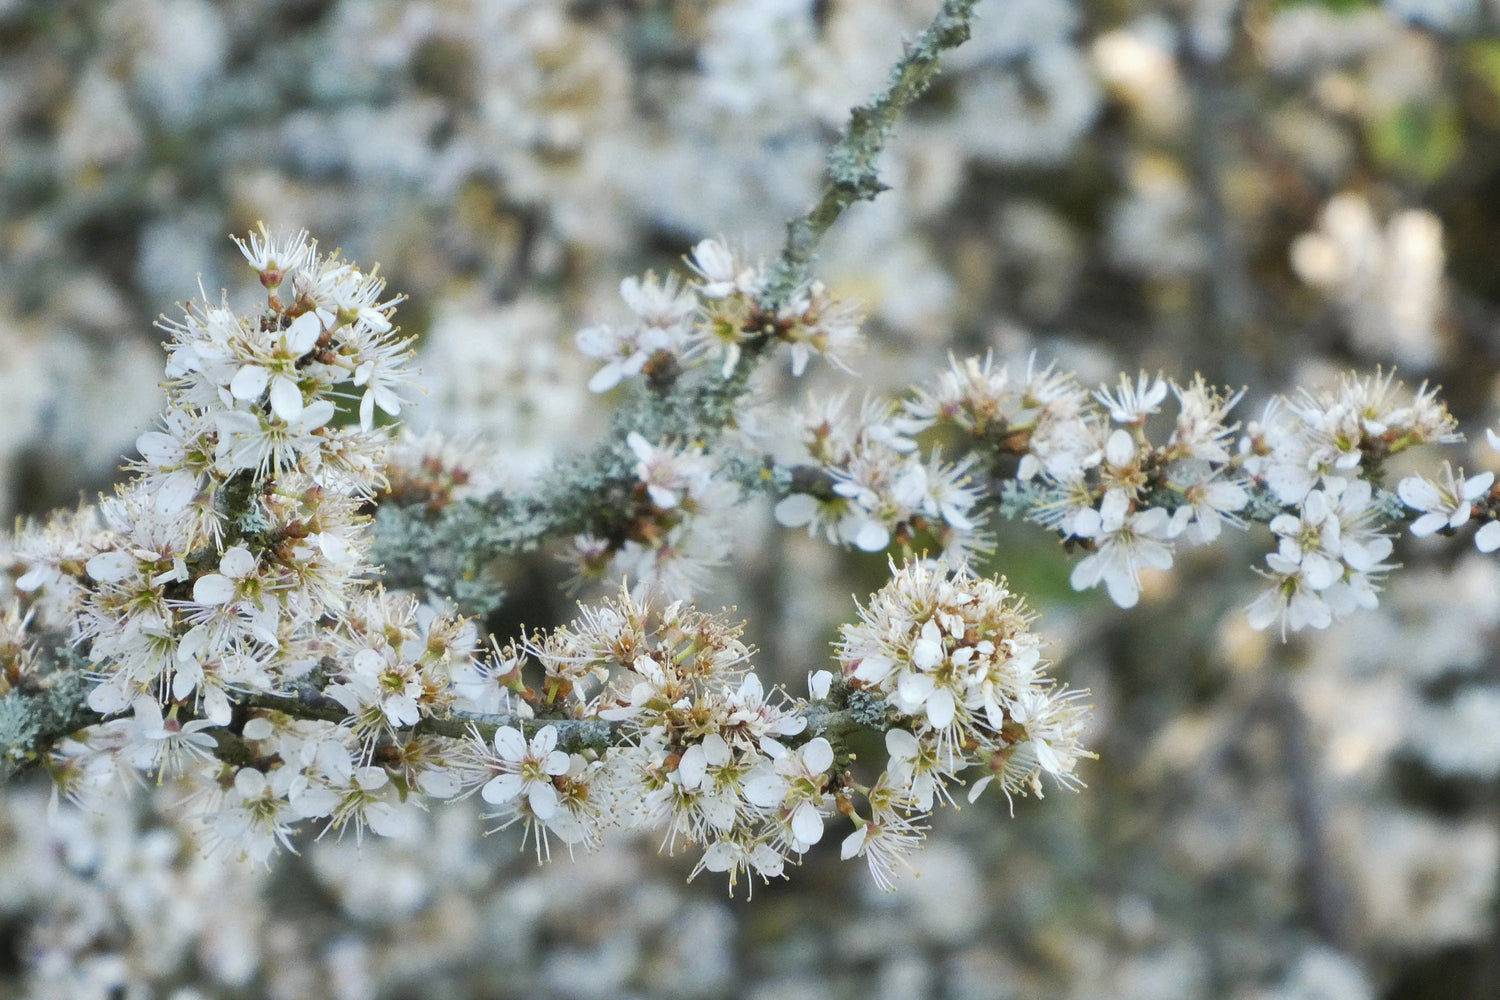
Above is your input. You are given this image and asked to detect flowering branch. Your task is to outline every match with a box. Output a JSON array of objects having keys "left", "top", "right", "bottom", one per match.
[
  {"left": 371, "top": 0, "right": 984, "bottom": 610},
  {"left": 7, "top": 0, "right": 1494, "bottom": 904},
  {"left": 0, "top": 0, "right": 1103, "bottom": 894}
]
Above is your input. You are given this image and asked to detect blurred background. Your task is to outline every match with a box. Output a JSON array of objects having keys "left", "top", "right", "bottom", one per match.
[{"left": 6, "top": 0, "right": 1500, "bottom": 997}]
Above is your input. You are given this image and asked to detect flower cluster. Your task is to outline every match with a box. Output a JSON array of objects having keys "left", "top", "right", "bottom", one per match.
[
  {"left": 463, "top": 590, "right": 824, "bottom": 889},
  {"left": 835, "top": 561, "right": 1091, "bottom": 888},
  {"left": 900, "top": 356, "right": 1249, "bottom": 609},
  {"left": 884, "top": 356, "right": 1480, "bottom": 638},
  {"left": 1243, "top": 370, "right": 1457, "bottom": 507},
  {"left": 773, "top": 393, "right": 988, "bottom": 560},
  {"left": 568, "top": 432, "right": 741, "bottom": 599},
  {"left": 577, "top": 239, "right": 863, "bottom": 389},
  {"left": 1396, "top": 429, "right": 1500, "bottom": 554},
  {"left": 43, "top": 227, "right": 424, "bottom": 728},
  {"left": 6, "top": 230, "right": 478, "bottom": 854},
  {"left": 1239, "top": 371, "right": 1456, "bottom": 635}
]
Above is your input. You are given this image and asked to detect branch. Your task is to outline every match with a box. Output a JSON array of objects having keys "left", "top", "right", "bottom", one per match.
[
  {"left": 759, "top": 0, "right": 982, "bottom": 309},
  {"left": 0, "top": 642, "right": 97, "bottom": 781},
  {"left": 371, "top": 0, "right": 984, "bottom": 609}
]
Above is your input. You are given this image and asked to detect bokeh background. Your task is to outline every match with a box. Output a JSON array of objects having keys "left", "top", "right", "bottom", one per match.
[{"left": 6, "top": 0, "right": 1500, "bottom": 997}]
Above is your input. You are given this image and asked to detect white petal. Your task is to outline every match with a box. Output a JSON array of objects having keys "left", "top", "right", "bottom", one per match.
[
  {"left": 790, "top": 801, "right": 824, "bottom": 846},
  {"left": 702, "top": 734, "right": 731, "bottom": 767},
  {"left": 299, "top": 399, "right": 336, "bottom": 430},
  {"left": 1398, "top": 476, "right": 1440, "bottom": 511},
  {"left": 229, "top": 364, "right": 269, "bottom": 401},
  {"left": 193, "top": 573, "right": 236, "bottom": 606},
  {"left": 1103, "top": 569, "right": 1141, "bottom": 609},
  {"left": 532, "top": 725, "right": 559, "bottom": 756},
  {"left": 492, "top": 726, "right": 528, "bottom": 761},
  {"left": 588, "top": 364, "right": 623, "bottom": 394},
  {"left": 205, "top": 687, "right": 233, "bottom": 727},
  {"left": 808, "top": 670, "right": 833, "bottom": 699},
  {"left": 87, "top": 679, "right": 133, "bottom": 716},
  {"left": 417, "top": 767, "right": 462, "bottom": 799},
  {"left": 926, "top": 687, "right": 956, "bottom": 728},
  {"left": 800, "top": 737, "right": 834, "bottom": 774},
  {"left": 896, "top": 670, "right": 935, "bottom": 707},
  {"left": 742, "top": 767, "right": 789, "bottom": 808},
  {"left": 283, "top": 311, "right": 323, "bottom": 354},
  {"left": 1069, "top": 506, "right": 1102, "bottom": 538},
  {"left": 647, "top": 484, "right": 679, "bottom": 509},
  {"left": 1409, "top": 511, "right": 1447, "bottom": 538},
  {"left": 911, "top": 638, "right": 943, "bottom": 671},
  {"left": 699, "top": 841, "right": 736, "bottom": 873},
  {"left": 751, "top": 845, "right": 785, "bottom": 878},
  {"left": 16, "top": 566, "right": 50, "bottom": 592},
  {"left": 853, "top": 520, "right": 890, "bottom": 553},
  {"left": 153, "top": 471, "right": 199, "bottom": 515},
  {"left": 481, "top": 772, "right": 524, "bottom": 804},
  {"left": 86, "top": 550, "right": 135, "bottom": 583},
  {"left": 233, "top": 767, "right": 269, "bottom": 798},
  {"left": 172, "top": 662, "right": 200, "bottom": 700},
  {"left": 136, "top": 430, "right": 184, "bottom": 465},
  {"left": 269, "top": 376, "right": 304, "bottom": 422},
  {"left": 1133, "top": 507, "right": 1171, "bottom": 537},
  {"left": 353, "top": 766, "right": 389, "bottom": 791},
  {"left": 1099, "top": 490, "right": 1130, "bottom": 529},
  {"left": 576, "top": 326, "right": 618, "bottom": 358},
  {"left": 775, "top": 493, "right": 819, "bottom": 529},
  {"left": 526, "top": 782, "right": 559, "bottom": 819},
  {"left": 220, "top": 546, "right": 256, "bottom": 579},
  {"left": 242, "top": 718, "right": 274, "bottom": 741},
  {"left": 1301, "top": 553, "right": 1342, "bottom": 590},
  {"left": 1135, "top": 538, "right": 1175, "bottom": 571},
  {"left": 1033, "top": 738, "right": 1062, "bottom": 773},
  {"left": 1070, "top": 553, "right": 1105, "bottom": 592},
  {"left": 366, "top": 801, "right": 414, "bottom": 839},
  {"left": 853, "top": 654, "right": 894, "bottom": 683},
  {"left": 841, "top": 826, "right": 870, "bottom": 860},
  {"left": 678, "top": 745, "right": 708, "bottom": 789},
  {"left": 885, "top": 728, "right": 918, "bottom": 759}
]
